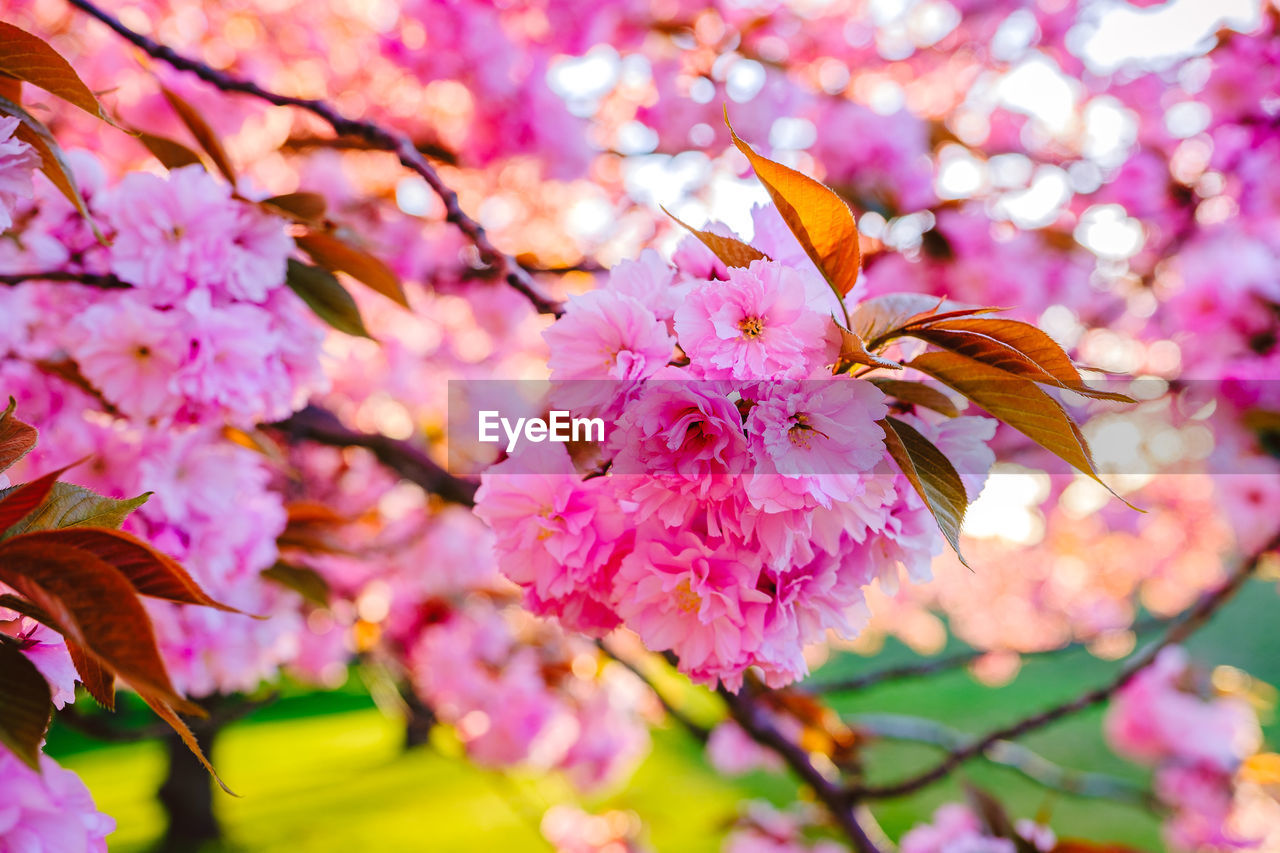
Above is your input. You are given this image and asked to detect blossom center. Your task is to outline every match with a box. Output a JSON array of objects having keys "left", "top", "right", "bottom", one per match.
[
  {"left": 788, "top": 412, "right": 829, "bottom": 449},
  {"left": 737, "top": 316, "right": 764, "bottom": 339},
  {"left": 672, "top": 578, "right": 701, "bottom": 613}
]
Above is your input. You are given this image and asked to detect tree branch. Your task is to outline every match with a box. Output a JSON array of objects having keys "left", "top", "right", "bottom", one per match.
[
  {"left": 598, "top": 643, "right": 710, "bottom": 743},
  {"left": 271, "top": 404, "right": 478, "bottom": 506},
  {"left": 852, "top": 713, "right": 1155, "bottom": 810},
  {"left": 720, "top": 686, "right": 882, "bottom": 853},
  {"left": 849, "top": 533, "right": 1280, "bottom": 800},
  {"left": 65, "top": 0, "right": 565, "bottom": 317}
]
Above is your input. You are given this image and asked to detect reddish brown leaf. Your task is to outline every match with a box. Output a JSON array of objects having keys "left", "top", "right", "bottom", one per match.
[
  {"left": 136, "top": 130, "right": 204, "bottom": 171},
  {"left": 0, "top": 640, "right": 52, "bottom": 771},
  {"left": 850, "top": 293, "right": 997, "bottom": 347},
  {"left": 906, "top": 317, "right": 1133, "bottom": 402},
  {"left": 880, "top": 416, "right": 969, "bottom": 567},
  {"left": 0, "top": 539, "right": 199, "bottom": 715},
  {"left": 138, "top": 691, "right": 236, "bottom": 795},
  {"left": 261, "top": 192, "right": 327, "bottom": 223},
  {"left": 0, "top": 75, "right": 21, "bottom": 103},
  {"left": 869, "top": 378, "right": 961, "bottom": 418},
  {"left": 0, "top": 22, "right": 111, "bottom": 121},
  {"left": 835, "top": 325, "right": 903, "bottom": 373},
  {"left": 726, "top": 112, "right": 861, "bottom": 303},
  {"left": 295, "top": 230, "right": 409, "bottom": 308},
  {"left": 1051, "top": 842, "right": 1150, "bottom": 853},
  {"left": 0, "top": 398, "right": 37, "bottom": 475},
  {"left": 5, "top": 529, "right": 243, "bottom": 613},
  {"left": 909, "top": 350, "right": 1131, "bottom": 504},
  {"left": 66, "top": 639, "right": 115, "bottom": 710},
  {"left": 161, "top": 86, "right": 236, "bottom": 185},
  {"left": 0, "top": 462, "right": 76, "bottom": 535},
  {"left": 661, "top": 206, "right": 768, "bottom": 269}
]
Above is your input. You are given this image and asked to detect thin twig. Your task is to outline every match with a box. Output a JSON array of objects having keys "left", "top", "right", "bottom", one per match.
[
  {"left": 849, "top": 533, "right": 1280, "bottom": 800},
  {"left": 271, "top": 405, "right": 478, "bottom": 506},
  {"left": 811, "top": 617, "right": 1167, "bottom": 695},
  {"left": 0, "top": 270, "right": 131, "bottom": 288},
  {"left": 852, "top": 713, "right": 1155, "bottom": 810},
  {"left": 598, "top": 643, "right": 710, "bottom": 743},
  {"left": 65, "top": 0, "right": 564, "bottom": 317}
]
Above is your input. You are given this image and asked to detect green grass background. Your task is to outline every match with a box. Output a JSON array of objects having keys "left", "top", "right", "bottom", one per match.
[{"left": 45, "top": 578, "right": 1278, "bottom": 852}]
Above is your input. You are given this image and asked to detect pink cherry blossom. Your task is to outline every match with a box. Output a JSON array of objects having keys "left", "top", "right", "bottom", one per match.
[
  {"left": 0, "top": 744, "right": 115, "bottom": 853},
  {"left": 674, "top": 259, "right": 830, "bottom": 380}
]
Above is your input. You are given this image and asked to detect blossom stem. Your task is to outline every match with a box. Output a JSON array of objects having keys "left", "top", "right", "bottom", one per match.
[
  {"left": 848, "top": 532, "right": 1280, "bottom": 800},
  {"left": 63, "top": 0, "right": 565, "bottom": 317}
]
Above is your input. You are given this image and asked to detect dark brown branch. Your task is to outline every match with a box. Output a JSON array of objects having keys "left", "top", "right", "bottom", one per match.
[
  {"left": 65, "top": 0, "right": 564, "bottom": 317},
  {"left": 272, "top": 404, "right": 477, "bottom": 506},
  {"left": 849, "top": 533, "right": 1280, "bottom": 800},
  {"left": 720, "top": 686, "right": 881, "bottom": 853},
  {"left": 0, "top": 270, "right": 131, "bottom": 288},
  {"left": 811, "top": 617, "right": 1167, "bottom": 695}
]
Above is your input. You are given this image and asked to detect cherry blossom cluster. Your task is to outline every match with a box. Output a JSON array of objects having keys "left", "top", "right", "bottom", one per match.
[{"left": 476, "top": 207, "right": 997, "bottom": 690}]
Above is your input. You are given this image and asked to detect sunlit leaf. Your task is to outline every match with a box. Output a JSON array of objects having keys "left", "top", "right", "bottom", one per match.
[
  {"left": 161, "top": 86, "right": 236, "bottom": 185},
  {"left": 834, "top": 323, "right": 903, "bottom": 373},
  {"left": 880, "top": 416, "right": 969, "bottom": 567},
  {"left": 0, "top": 22, "right": 111, "bottom": 121},
  {"left": 909, "top": 350, "right": 1131, "bottom": 504},
  {"left": 726, "top": 111, "right": 860, "bottom": 307},
  {"left": 850, "top": 293, "right": 996, "bottom": 348},
  {"left": 0, "top": 463, "right": 76, "bottom": 536},
  {"left": 0, "top": 398, "right": 37, "bottom": 475},
  {"left": 296, "top": 230, "right": 408, "bottom": 308},
  {"left": 0, "top": 482, "right": 148, "bottom": 538},
  {"left": 661, "top": 206, "right": 768, "bottom": 269},
  {"left": 285, "top": 259, "right": 375, "bottom": 339},
  {"left": 868, "top": 378, "right": 961, "bottom": 418},
  {"left": 906, "top": 317, "right": 1134, "bottom": 402},
  {"left": 0, "top": 640, "right": 52, "bottom": 771}
]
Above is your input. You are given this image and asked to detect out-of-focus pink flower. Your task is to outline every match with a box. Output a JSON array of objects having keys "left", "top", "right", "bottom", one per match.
[
  {"left": 1105, "top": 646, "right": 1260, "bottom": 771},
  {"left": 67, "top": 295, "right": 187, "bottom": 422},
  {"left": 900, "top": 804, "right": 1054, "bottom": 853},
  {"left": 0, "top": 115, "right": 38, "bottom": 232},
  {"left": 706, "top": 720, "right": 785, "bottom": 776},
  {"left": 102, "top": 165, "right": 291, "bottom": 303},
  {"left": 0, "top": 744, "right": 115, "bottom": 853}
]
